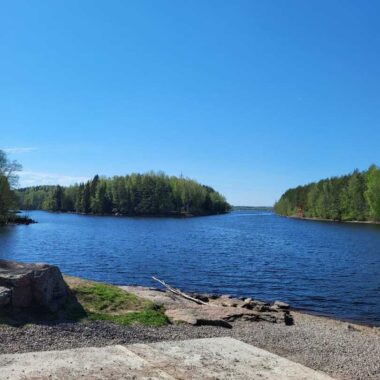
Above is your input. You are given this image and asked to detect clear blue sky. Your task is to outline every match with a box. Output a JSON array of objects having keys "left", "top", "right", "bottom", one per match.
[{"left": 1, "top": 1, "right": 379, "bottom": 205}]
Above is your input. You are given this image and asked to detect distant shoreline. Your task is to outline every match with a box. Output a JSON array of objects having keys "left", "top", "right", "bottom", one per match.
[
  {"left": 21, "top": 209, "right": 229, "bottom": 219},
  {"left": 232, "top": 206, "right": 273, "bottom": 211},
  {"left": 287, "top": 215, "right": 380, "bottom": 225}
]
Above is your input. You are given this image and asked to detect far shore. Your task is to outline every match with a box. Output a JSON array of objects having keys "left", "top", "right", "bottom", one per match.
[
  {"left": 287, "top": 214, "right": 380, "bottom": 225},
  {"left": 20, "top": 209, "right": 230, "bottom": 219}
]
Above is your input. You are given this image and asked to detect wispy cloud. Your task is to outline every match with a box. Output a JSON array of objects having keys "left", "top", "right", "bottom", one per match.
[
  {"left": 19, "top": 171, "right": 89, "bottom": 187},
  {"left": 2, "top": 147, "right": 37, "bottom": 154}
]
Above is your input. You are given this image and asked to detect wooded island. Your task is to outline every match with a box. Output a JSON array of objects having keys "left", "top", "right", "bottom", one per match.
[
  {"left": 17, "top": 172, "right": 230, "bottom": 217},
  {"left": 274, "top": 165, "right": 380, "bottom": 222},
  {"left": 0, "top": 149, "right": 230, "bottom": 221}
]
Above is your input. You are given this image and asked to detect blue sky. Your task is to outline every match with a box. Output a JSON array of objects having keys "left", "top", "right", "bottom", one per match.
[{"left": 1, "top": 1, "right": 379, "bottom": 205}]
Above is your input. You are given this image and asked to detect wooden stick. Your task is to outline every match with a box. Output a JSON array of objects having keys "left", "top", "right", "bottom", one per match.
[{"left": 152, "top": 276, "right": 212, "bottom": 306}]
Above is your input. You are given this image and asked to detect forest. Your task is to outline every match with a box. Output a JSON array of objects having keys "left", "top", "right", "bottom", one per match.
[
  {"left": 17, "top": 172, "right": 231, "bottom": 216},
  {"left": 274, "top": 165, "right": 380, "bottom": 222}
]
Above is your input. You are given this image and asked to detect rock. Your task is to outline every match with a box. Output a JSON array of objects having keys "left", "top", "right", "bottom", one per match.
[
  {"left": 284, "top": 313, "right": 294, "bottom": 326},
  {"left": 222, "top": 301, "right": 239, "bottom": 307},
  {"left": 32, "top": 265, "right": 68, "bottom": 311},
  {"left": 12, "top": 284, "right": 33, "bottom": 308},
  {"left": 253, "top": 300, "right": 270, "bottom": 307},
  {"left": 165, "top": 308, "right": 232, "bottom": 328},
  {"left": 273, "top": 301, "right": 290, "bottom": 310},
  {"left": 120, "top": 286, "right": 295, "bottom": 327},
  {"left": 0, "top": 286, "right": 11, "bottom": 306},
  {"left": 254, "top": 304, "right": 270, "bottom": 312},
  {"left": 165, "top": 309, "right": 198, "bottom": 325},
  {"left": 189, "top": 293, "right": 209, "bottom": 303},
  {"left": 214, "top": 295, "right": 243, "bottom": 308},
  {"left": 0, "top": 260, "right": 68, "bottom": 312},
  {"left": 258, "top": 313, "right": 278, "bottom": 323}
]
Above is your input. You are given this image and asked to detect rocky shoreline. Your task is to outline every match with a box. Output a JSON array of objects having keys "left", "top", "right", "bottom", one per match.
[
  {"left": 0, "top": 280, "right": 379, "bottom": 379},
  {"left": 4, "top": 215, "right": 36, "bottom": 225},
  {"left": 0, "top": 311, "right": 379, "bottom": 379},
  {"left": 120, "top": 284, "right": 294, "bottom": 328},
  {"left": 0, "top": 261, "right": 379, "bottom": 380}
]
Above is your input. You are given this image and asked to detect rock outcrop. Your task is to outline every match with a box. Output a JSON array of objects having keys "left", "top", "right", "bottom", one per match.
[
  {"left": 0, "top": 260, "right": 68, "bottom": 312},
  {"left": 120, "top": 285, "right": 294, "bottom": 328}
]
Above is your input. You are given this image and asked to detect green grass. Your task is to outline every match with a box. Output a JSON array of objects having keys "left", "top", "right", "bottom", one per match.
[
  {"left": 0, "top": 277, "right": 169, "bottom": 327},
  {"left": 73, "top": 283, "right": 151, "bottom": 313},
  {"left": 65, "top": 279, "right": 169, "bottom": 326},
  {"left": 87, "top": 309, "right": 169, "bottom": 326}
]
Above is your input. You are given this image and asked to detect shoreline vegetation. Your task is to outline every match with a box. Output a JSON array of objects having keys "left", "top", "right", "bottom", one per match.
[
  {"left": 288, "top": 215, "right": 380, "bottom": 226},
  {"left": 274, "top": 165, "right": 380, "bottom": 223},
  {"left": 16, "top": 172, "right": 230, "bottom": 218}
]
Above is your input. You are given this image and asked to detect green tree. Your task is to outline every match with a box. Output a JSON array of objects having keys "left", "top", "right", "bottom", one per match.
[
  {"left": 365, "top": 165, "right": 380, "bottom": 221},
  {"left": 0, "top": 176, "right": 15, "bottom": 224},
  {"left": 82, "top": 182, "right": 91, "bottom": 213},
  {"left": 15, "top": 171, "right": 231, "bottom": 217},
  {"left": 92, "top": 181, "right": 112, "bottom": 214},
  {"left": 0, "top": 150, "right": 21, "bottom": 224}
]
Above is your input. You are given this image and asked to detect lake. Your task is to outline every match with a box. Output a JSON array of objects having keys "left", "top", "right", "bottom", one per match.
[{"left": 0, "top": 210, "right": 379, "bottom": 325}]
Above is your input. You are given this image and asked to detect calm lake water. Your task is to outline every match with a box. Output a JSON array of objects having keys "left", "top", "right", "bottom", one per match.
[{"left": 0, "top": 210, "right": 379, "bottom": 325}]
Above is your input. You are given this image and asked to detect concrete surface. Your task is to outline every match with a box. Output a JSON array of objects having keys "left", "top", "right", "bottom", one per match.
[{"left": 0, "top": 337, "right": 335, "bottom": 379}]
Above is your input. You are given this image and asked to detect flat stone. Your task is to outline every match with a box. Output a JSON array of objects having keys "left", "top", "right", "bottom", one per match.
[
  {"left": 0, "top": 338, "right": 336, "bottom": 379},
  {"left": 273, "top": 300, "right": 290, "bottom": 309},
  {"left": 165, "top": 308, "right": 198, "bottom": 325},
  {"left": 165, "top": 307, "right": 233, "bottom": 328}
]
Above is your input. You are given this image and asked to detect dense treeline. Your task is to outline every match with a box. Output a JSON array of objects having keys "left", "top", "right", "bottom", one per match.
[
  {"left": 274, "top": 165, "right": 380, "bottom": 222},
  {"left": 17, "top": 172, "right": 231, "bottom": 216},
  {"left": 0, "top": 150, "right": 21, "bottom": 224}
]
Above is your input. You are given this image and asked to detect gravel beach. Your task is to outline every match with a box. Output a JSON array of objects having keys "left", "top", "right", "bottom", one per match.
[{"left": 1, "top": 311, "right": 379, "bottom": 380}]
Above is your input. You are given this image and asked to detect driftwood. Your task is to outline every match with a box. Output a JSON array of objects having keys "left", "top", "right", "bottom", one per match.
[{"left": 152, "top": 276, "right": 214, "bottom": 306}]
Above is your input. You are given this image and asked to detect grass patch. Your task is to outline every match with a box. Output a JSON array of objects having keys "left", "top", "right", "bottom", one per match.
[
  {"left": 0, "top": 277, "right": 169, "bottom": 327},
  {"left": 64, "top": 277, "right": 169, "bottom": 327},
  {"left": 87, "top": 309, "right": 169, "bottom": 326}
]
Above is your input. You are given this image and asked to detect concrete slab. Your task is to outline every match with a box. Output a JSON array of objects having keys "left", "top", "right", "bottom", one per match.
[{"left": 0, "top": 337, "right": 335, "bottom": 380}]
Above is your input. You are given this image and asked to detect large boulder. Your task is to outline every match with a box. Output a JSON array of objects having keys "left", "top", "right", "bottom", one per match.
[
  {"left": 0, "top": 260, "right": 68, "bottom": 312},
  {"left": 0, "top": 286, "right": 11, "bottom": 306}
]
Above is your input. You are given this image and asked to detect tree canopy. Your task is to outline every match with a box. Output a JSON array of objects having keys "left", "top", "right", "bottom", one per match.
[
  {"left": 17, "top": 172, "right": 231, "bottom": 216},
  {"left": 274, "top": 166, "right": 380, "bottom": 222},
  {"left": 0, "top": 150, "right": 21, "bottom": 224}
]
